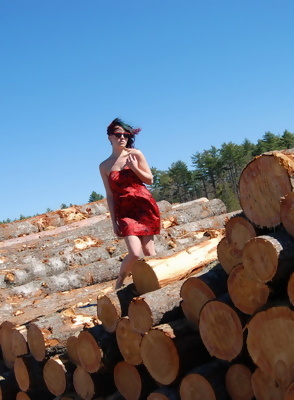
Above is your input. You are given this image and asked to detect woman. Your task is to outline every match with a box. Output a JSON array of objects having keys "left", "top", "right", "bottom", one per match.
[{"left": 99, "top": 118, "right": 160, "bottom": 289}]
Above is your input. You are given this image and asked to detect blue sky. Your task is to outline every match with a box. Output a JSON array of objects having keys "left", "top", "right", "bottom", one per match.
[{"left": 1, "top": 1, "right": 293, "bottom": 221}]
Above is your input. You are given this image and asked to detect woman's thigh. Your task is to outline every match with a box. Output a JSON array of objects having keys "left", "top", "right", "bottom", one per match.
[
  {"left": 141, "top": 235, "right": 156, "bottom": 256},
  {"left": 124, "top": 235, "right": 142, "bottom": 258}
]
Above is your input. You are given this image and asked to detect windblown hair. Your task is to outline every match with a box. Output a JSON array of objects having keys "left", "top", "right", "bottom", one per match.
[{"left": 107, "top": 118, "right": 141, "bottom": 149}]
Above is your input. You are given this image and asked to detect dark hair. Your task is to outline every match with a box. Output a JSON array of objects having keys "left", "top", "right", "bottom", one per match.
[{"left": 107, "top": 118, "right": 141, "bottom": 149}]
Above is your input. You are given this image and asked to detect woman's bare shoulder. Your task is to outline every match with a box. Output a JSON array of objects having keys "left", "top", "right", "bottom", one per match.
[{"left": 99, "top": 157, "right": 111, "bottom": 172}]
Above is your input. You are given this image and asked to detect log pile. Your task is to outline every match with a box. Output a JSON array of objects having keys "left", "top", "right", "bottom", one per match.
[{"left": 2, "top": 149, "right": 294, "bottom": 399}]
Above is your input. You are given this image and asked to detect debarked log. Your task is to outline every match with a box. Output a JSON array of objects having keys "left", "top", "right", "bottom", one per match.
[
  {"left": 242, "top": 232, "right": 294, "bottom": 283},
  {"left": 132, "top": 233, "right": 223, "bottom": 295},
  {"left": 238, "top": 150, "right": 294, "bottom": 228}
]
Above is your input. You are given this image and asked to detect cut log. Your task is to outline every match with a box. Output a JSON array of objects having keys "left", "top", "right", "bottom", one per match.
[
  {"left": 147, "top": 387, "right": 179, "bottom": 400},
  {"left": 238, "top": 150, "right": 294, "bottom": 227},
  {"left": 228, "top": 264, "right": 270, "bottom": 315},
  {"left": 114, "top": 361, "right": 157, "bottom": 400},
  {"left": 0, "top": 321, "right": 16, "bottom": 368},
  {"left": 97, "top": 284, "right": 137, "bottom": 333},
  {"left": 73, "top": 366, "right": 95, "bottom": 400},
  {"left": 27, "top": 323, "right": 46, "bottom": 362},
  {"left": 199, "top": 298, "right": 243, "bottom": 361},
  {"left": 217, "top": 237, "right": 242, "bottom": 274},
  {"left": 116, "top": 318, "right": 143, "bottom": 365},
  {"left": 11, "top": 326, "right": 28, "bottom": 357},
  {"left": 225, "top": 214, "right": 257, "bottom": 257},
  {"left": 140, "top": 319, "right": 209, "bottom": 385},
  {"left": 132, "top": 233, "right": 223, "bottom": 295},
  {"left": 242, "top": 232, "right": 294, "bottom": 283},
  {"left": 66, "top": 336, "right": 81, "bottom": 366},
  {"left": 284, "top": 382, "right": 294, "bottom": 400},
  {"left": 281, "top": 192, "right": 294, "bottom": 238},
  {"left": 287, "top": 272, "right": 294, "bottom": 306},
  {"left": 179, "top": 359, "right": 230, "bottom": 400},
  {"left": 128, "top": 276, "right": 187, "bottom": 334},
  {"left": 247, "top": 306, "right": 294, "bottom": 389},
  {"left": 76, "top": 331, "right": 102, "bottom": 373},
  {"left": 43, "top": 357, "right": 73, "bottom": 397},
  {"left": 180, "top": 263, "right": 227, "bottom": 328},
  {"left": 251, "top": 367, "right": 284, "bottom": 400},
  {"left": 14, "top": 355, "right": 45, "bottom": 392},
  {"left": 225, "top": 363, "right": 254, "bottom": 400}
]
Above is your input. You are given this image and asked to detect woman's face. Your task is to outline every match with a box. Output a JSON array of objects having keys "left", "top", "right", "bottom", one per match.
[{"left": 109, "top": 125, "right": 129, "bottom": 147}]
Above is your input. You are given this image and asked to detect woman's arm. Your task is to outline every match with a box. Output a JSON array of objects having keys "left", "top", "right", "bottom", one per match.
[
  {"left": 99, "top": 163, "right": 120, "bottom": 235},
  {"left": 125, "top": 150, "right": 153, "bottom": 185}
]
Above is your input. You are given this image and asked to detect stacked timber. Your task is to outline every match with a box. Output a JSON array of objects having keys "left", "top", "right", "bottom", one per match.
[{"left": 0, "top": 196, "right": 232, "bottom": 399}]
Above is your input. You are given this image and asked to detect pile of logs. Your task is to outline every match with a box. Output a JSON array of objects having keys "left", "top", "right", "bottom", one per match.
[{"left": 2, "top": 149, "right": 294, "bottom": 400}]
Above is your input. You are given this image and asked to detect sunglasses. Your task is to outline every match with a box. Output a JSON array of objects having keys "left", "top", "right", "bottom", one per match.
[{"left": 113, "top": 133, "right": 130, "bottom": 139}]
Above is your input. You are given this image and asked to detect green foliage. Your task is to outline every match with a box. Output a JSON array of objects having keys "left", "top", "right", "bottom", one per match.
[{"left": 89, "top": 191, "right": 104, "bottom": 203}]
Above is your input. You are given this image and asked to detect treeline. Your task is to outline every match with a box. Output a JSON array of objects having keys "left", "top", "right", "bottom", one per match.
[{"left": 149, "top": 130, "right": 294, "bottom": 211}]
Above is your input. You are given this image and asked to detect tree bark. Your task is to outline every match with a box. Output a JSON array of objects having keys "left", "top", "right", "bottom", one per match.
[
  {"left": 238, "top": 150, "right": 294, "bottom": 228},
  {"left": 199, "top": 297, "right": 244, "bottom": 361},
  {"left": 225, "top": 363, "right": 254, "bottom": 400},
  {"left": 247, "top": 305, "right": 294, "bottom": 389},
  {"left": 242, "top": 232, "right": 294, "bottom": 283},
  {"left": 132, "top": 233, "right": 223, "bottom": 295},
  {"left": 227, "top": 264, "right": 270, "bottom": 315}
]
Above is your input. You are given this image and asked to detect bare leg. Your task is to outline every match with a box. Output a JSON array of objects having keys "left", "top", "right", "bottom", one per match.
[
  {"left": 141, "top": 235, "right": 156, "bottom": 256},
  {"left": 115, "top": 235, "right": 142, "bottom": 289}
]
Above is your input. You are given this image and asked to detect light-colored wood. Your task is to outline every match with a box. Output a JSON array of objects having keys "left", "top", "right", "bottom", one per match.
[
  {"left": 73, "top": 366, "right": 95, "bottom": 400},
  {"left": 14, "top": 356, "right": 42, "bottom": 392},
  {"left": 180, "top": 373, "right": 216, "bottom": 400},
  {"left": 11, "top": 326, "right": 28, "bottom": 358},
  {"left": 113, "top": 362, "right": 142, "bottom": 400},
  {"left": 132, "top": 234, "right": 223, "bottom": 295},
  {"left": 217, "top": 237, "right": 242, "bottom": 274},
  {"left": 281, "top": 193, "right": 294, "bottom": 238},
  {"left": 238, "top": 151, "right": 294, "bottom": 227},
  {"left": 140, "top": 329, "right": 179, "bottom": 385},
  {"left": 66, "top": 335, "right": 81, "bottom": 366},
  {"left": 228, "top": 264, "right": 269, "bottom": 314},
  {"left": 251, "top": 367, "right": 284, "bottom": 400},
  {"left": 0, "top": 321, "right": 15, "bottom": 368},
  {"left": 225, "top": 364, "right": 254, "bottom": 400},
  {"left": 27, "top": 323, "right": 46, "bottom": 362},
  {"left": 76, "top": 331, "right": 102, "bottom": 373},
  {"left": 247, "top": 306, "right": 294, "bottom": 389},
  {"left": 97, "top": 294, "right": 121, "bottom": 333},
  {"left": 225, "top": 215, "right": 256, "bottom": 257},
  {"left": 199, "top": 299, "right": 243, "bottom": 361},
  {"left": 43, "top": 357, "right": 67, "bottom": 396},
  {"left": 242, "top": 233, "right": 294, "bottom": 282},
  {"left": 287, "top": 272, "right": 294, "bottom": 306},
  {"left": 284, "top": 381, "right": 294, "bottom": 400},
  {"left": 116, "top": 317, "right": 143, "bottom": 365}
]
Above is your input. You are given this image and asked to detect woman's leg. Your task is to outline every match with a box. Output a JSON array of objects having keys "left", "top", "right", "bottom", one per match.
[
  {"left": 141, "top": 235, "right": 156, "bottom": 256},
  {"left": 115, "top": 235, "right": 142, "bottom": 289}
]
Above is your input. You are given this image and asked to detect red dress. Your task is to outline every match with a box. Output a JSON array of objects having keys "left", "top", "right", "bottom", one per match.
[{"left": 108, "top": 167, "right": 161, "bottom": 237}]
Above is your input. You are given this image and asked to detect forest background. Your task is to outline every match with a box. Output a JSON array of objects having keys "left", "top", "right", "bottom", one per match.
[{"left": 1, "top": 129, "right": 293, "bottom": 224}]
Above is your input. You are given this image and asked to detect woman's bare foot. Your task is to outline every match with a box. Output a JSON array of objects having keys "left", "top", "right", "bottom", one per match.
[{"left": 115, "top": 274, "right": 125, "bottom": 290}]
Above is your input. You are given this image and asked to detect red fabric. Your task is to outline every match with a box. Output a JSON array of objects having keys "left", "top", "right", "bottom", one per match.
[{"left": 108, "top": 167, "right": 161, "bottom": 237}]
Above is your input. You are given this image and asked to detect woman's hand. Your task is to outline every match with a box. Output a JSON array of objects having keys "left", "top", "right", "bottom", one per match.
[{"left": 126, "top": 153, "right": 138, "bottom": 170}]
